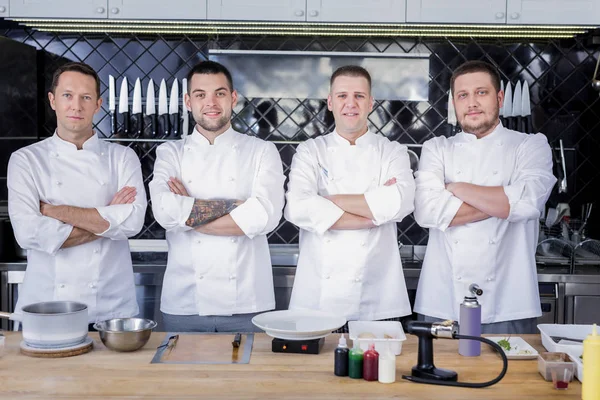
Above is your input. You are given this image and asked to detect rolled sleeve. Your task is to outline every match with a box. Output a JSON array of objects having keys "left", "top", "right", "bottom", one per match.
[
  {"left": 414, "top": 138, "right": 463, "bottom": 230},
  {"left": 149, "top": 142, "right": 195, "bottom": 234},
  {"left": 94, "top": 147, "right": 147, "bottom": 240},
  {"left": 230, "top": 198, "right": 268, "bottom": 239},
  {"left": 7, "top": 151, "right": 74, "bottom": 255},
  {"left": 365, "top": 184, "right": 400, "bottom": 226},
  {"left": 284, "top": 141, "right": 345, "bottom": 235},
  {"left": 504, "top": 133, "right": 556, "bottom": 223}
]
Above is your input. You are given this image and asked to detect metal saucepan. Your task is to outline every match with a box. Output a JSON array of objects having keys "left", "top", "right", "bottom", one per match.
[{"left": 0, "top": 301, "right": 89, "bottom": 348}]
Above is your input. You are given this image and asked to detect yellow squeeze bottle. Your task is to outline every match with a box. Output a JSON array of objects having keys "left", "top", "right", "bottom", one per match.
[{"left": 582, "top": 323, "right": 600, "bottom": 400}]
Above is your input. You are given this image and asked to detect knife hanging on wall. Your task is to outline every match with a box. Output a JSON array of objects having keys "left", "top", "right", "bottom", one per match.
[
  {"left": 499, "top": 80, "right": 505, "bottom": 127},
  {"left": 118, "top": 77, "right": 130, "bottom": 137},
  {"left": 512, "top": 80, "right": 522, "bottom": 132},
  {"left": 158, "top": 79, "right": 169, "bottom": 138},
  {"left": 132, "top": 78, "right": 143, "bottom": 138},
  {"left": 109, "top": 75, "right": 117, "bottom": 136},
  {"left": 169, "top": 79, "right": 179, "bottom": 139},
  {"left": 521, "top": 80, "right": 532, "bottom": 133},
  {"left": 146, "top": 79, "right": 157, "bottom": 138},
  {"left": 181, "top": 78, "right": 189, "bottom": 136},
  {"left": 447, "top": 88, "right": 457, "bottom": 135},
  {"left": 502, "top": 81, "right": 513, "bottom": 130}
]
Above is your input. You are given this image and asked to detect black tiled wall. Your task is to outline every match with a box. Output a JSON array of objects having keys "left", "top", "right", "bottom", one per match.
[{"left": 2, "top": 29, "right": 600, "bottom": 244}]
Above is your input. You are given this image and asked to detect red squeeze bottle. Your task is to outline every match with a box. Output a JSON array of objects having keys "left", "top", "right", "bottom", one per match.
[{"left": 363, "top": 343, "right": 379, "bottom": 381}]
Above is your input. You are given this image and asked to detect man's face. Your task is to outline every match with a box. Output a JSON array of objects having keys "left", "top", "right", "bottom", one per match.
[
  {"left": 185, "top": 72, "right": 238, "bottom": 135},
  {"left": 48, "top": 71, "right": 101, "bottom": 137},
  {"left": 453, "top": 71, "right": 504, "bottom": 138},
  {"left": 327, "top": 75, "right": 373, "bottom": 136}
]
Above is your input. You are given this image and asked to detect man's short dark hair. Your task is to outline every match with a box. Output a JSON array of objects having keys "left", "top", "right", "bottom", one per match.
[
  {"left": 450, "top": 60, "right": 501, "bottom": 94},
  {"left": 50, "top": 62, "right": 101, "bottom": 99},
  {"left": 330, "top": 65, "right": 372, "bottom": 92},
  {"left": 186, "top": 61, "right": 234, "bottom": 92}
]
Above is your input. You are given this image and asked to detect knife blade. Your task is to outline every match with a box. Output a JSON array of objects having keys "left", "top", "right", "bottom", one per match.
[
  {"left": 512, "top": 81, "right": 522, "bottom": 132},
  {"left": 447, "top": 88, "right": 457, "bottom": 135},
  {"left": 132, "top": 78, "right": 143, "bottom": 138},
  {"left": 145, "top": 79, "right": 157, "bottom": 138},
  {"left": 118, "top": 77, "right": 130, "bottom": 137},
  {"left": 169, "top": 79, "right": 179, "bottom": 139},
  {"left": 502, "top": 81, "right": 512, "bottom": 130},
  {"left": 158, "top": 79, "right": 169, "bottom": 138},
  {"left": 521, "top": 80, "right": 532, "bottom": 133},
  {"left": 109, "top": 75, "right": 117, "bottom": 135},
  {"left": 181, "top": 78, "right": 189, "bottom": 137}
]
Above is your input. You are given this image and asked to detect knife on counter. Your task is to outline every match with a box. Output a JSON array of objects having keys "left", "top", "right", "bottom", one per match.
[
  {"left": 181, "top": 78, "right": 189, "bottom": 137},
  {"left": 512, "top": 81, "right": 522, "bottom": 132},
  {"left": 118, "top": 77, "right": 130, "bottom": 137},
  {"left": 158, "top": 79, "right": 169, "bottom": 138},
  {"left": 169, "top": 79, "right": 179, "bottom": 139},
  {"left": 132, "top": 78, "right": 143, "bottom": 138},
  {"left": 109, "top": 75, "right": 117, "bottom": 136},
  {"left": 146, "top": 79, "right": 157, "bottom": 138},
  {"left": 521, "top": 80, "right": 532, "bottom": 133}
]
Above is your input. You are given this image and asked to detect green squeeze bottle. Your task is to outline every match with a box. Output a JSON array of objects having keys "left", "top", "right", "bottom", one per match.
[{"left": 348, "top": 340, "right": 364, "bottom": 379}]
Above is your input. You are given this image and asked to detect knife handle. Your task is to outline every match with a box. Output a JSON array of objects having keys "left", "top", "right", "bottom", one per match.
[
  {"left": 159, "top": 114, "right": 170, "bottom": 139},
  {"left": 151, "top": 115, "right": 158, "bottom": 137},
  {"left": 170, "top": 114, "right": 180, "bottom": 139},
  {"left": 122, "top": 112, "right": 130, "bottom": 138},
  {"left": 110, "top": 112, "right": 118, "bottom": 136},
  {"left": 132, "top": 113, "right": 143, "bottom": 138}
]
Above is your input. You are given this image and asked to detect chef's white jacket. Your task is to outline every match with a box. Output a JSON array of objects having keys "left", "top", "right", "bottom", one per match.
[
  {"left": 8, "top": 133, "right": 146, "bottom": 323},
  {"left": 413, "top": 124, "right": 556, "bottom": 323},
  {"left": 149, "top": 127, "right": 285, "bottom": 316},
  {"left": 284, "top": 130, "right": 415, "bottom": 321}
]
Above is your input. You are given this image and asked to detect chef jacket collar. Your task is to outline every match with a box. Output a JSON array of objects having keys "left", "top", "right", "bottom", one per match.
[
  {"left": 331, "top": 128, "right": 376, "bottom": 147},
  {"left": 457, "top": 120, "right": 504, "bottom": 143},
  {"left": 51, "top": 130, "right": 103, "bottom": 154},
  {"left": 189, "top": 125, "right": 236, "bottom": 147}
]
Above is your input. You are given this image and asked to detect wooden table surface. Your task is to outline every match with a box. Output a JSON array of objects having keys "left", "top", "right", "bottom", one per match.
[{"left": 0, "top": 332, "right": 581, "bottom": 399}]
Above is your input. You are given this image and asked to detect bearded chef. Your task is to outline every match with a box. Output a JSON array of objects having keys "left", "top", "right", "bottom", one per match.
[
  {"left": 413, "top": 60, "right": 556, "bottom": 334},
  {"left": 284, "top": 65, "right": 415, "bottom": 325}
]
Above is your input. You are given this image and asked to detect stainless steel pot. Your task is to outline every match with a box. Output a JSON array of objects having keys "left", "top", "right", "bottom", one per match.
[{"left": 0, "top": 301, "right": 89, "bottom": 347}]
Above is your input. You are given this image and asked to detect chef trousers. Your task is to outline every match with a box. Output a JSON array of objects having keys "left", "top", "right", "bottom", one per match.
[{"left": 161, "top": 312, "right": 264, "bottom": 333}]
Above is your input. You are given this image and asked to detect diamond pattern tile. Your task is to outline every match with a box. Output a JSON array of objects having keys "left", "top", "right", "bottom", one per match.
[{"left": 2, "top": 28, "right": 600, "bottom": 242}]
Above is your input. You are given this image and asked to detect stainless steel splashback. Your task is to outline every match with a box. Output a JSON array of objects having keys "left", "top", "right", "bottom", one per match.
[{"left": 209, "top": 49, "right": 430, "bottom": 101}]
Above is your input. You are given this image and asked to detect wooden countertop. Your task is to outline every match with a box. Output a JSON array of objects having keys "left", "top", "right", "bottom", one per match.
[{"left": 0, "top": 332, "right": 581, "bottom": 399}]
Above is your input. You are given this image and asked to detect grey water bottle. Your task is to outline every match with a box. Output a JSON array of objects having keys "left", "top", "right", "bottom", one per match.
[{"left": 458, "top": 283, "right": 483, "bottom": 357}]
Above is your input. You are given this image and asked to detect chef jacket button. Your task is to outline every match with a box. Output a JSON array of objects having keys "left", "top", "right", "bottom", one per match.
[
  {"left": 229, "top": 275, "right": 236, "bottom": 280},
  {"left": 355, "top": 278, "right": 361, "bottom": 282},
  {"left": 454, "top": 240, "right": 459, "bottom": 244},
  {"left": 100, "top": 152, "right": 105, "bottom": 156},
  {"left": 489, "top": 239, "right": 495, "bottom": 244},
  {"left": 59, "top": 284, "right": 65, "bottom": 288},
  {"left": 196, "top": 239, "right": 201, "bottom": 244},
  {"left": 93, "top": 248, "right": 100, "bottom": 254},
  {"left": 100, "top": 181, "right": 105, "bottom": 186},
  {"left": 456, "top": 170, "right": 462, "bottom": 175},
  {"left": 456, "top": 276, "right": 462, "bottom": 281},
  {"left": 53, "top": 152, "right": 59, "bottom": 157},
  {"left": 486, "top": 277, "right": 494, "bottom": 282},
  {"left": 228, "top": 177, "right": 235, "bottom": 182},
  {"left": 360, "top": 242, "right": 366, "bottom": 247},
  {"left": 493, "top": 170, "right": 498, "bottom": 175},
  {"left": 325, "top": 275, "right": 331, "bottom": 280},
  {"left": 185, "top": 146, "right": 191, "bottom": 151},
  {"left": 187, "top": 179, "right": 192, "bottom": 183},
  {"left": 198, "top": 275, "right": 204, "bottom": 280},
  {"left": 497, "top": 142, "right": 503, "bottom": 146},
  {"left": 56, "top": 181, "right": 62, "bottom": 186},
  {"left": 89, "top": 283, "right": 96, "bottom": 288}
]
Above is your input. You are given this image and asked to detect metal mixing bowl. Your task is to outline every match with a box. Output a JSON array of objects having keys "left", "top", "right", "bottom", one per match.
[{"left": 93, "top": 318, "right": 157, "bottom": 352}]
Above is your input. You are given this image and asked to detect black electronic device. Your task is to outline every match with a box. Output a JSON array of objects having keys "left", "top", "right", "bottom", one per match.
[{"left": 271, "top": 337, "right": 325, "bottom": 354}]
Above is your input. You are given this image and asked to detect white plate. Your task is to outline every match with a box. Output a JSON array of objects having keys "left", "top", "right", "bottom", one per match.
[
  {"left": 488, "top": 336, "right": 539, "bottom": 360},
  {"left": 251, "top": 310, "right": 346, "bottom": 340}
]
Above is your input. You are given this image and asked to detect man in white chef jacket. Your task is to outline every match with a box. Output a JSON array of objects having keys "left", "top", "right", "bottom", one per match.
[
  {"left": 413, "top": 60, "right": 556, "bottom": 334},
  {"left": 150, "top": 61, "right": 285, "bottom": 332},
  {"left": 8, "top": 62, "right": 146, "bottom": 324},
  {"left": 285, "top": 66, "right": 415, "bottom": 324}
]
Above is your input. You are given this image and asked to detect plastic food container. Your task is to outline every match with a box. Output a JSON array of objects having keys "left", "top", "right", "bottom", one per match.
[
  {"left": 537, "top": 352, "right": 576, "bottom": 382},
  {"left": 348, "top": 321, "right": 406, "bottom": 356},
  {"left": 537, "top": 324, "right": 591, "bottom": 353}
]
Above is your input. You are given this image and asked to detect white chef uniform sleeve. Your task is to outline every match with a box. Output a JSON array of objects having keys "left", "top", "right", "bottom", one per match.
[
  {"left": 7, "top": 151, "right": 73, "bottom": 255},
  {"left": 284, "top": 141, "right": 344, "bottom": 235},
  {"left": 229, "top": 141, "right": 285, "bottom": 239},
  {"left": 503, "top": 133, "right": 557, "bottom": 223},
  {"left": 414, "top": 137, "right": 463, "bottom": 231},
  {"left": 364, "top": 142, "right": 415, "bottom": 225},
  {"left": 149, "top": 142, "right": 195, "bottom": 233},
  {"left": 95, "top": 147, "right": 147, "bottom": 240}
]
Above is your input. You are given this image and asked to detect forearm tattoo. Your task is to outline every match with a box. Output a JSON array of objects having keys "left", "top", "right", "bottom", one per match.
[{"left": 185, "top": 199, "right": 239, "bottom": 228}]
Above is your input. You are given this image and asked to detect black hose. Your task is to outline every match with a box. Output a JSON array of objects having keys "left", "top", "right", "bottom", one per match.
[{"left": 402, "top": 334, "right": 509, "bottom": 388}]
